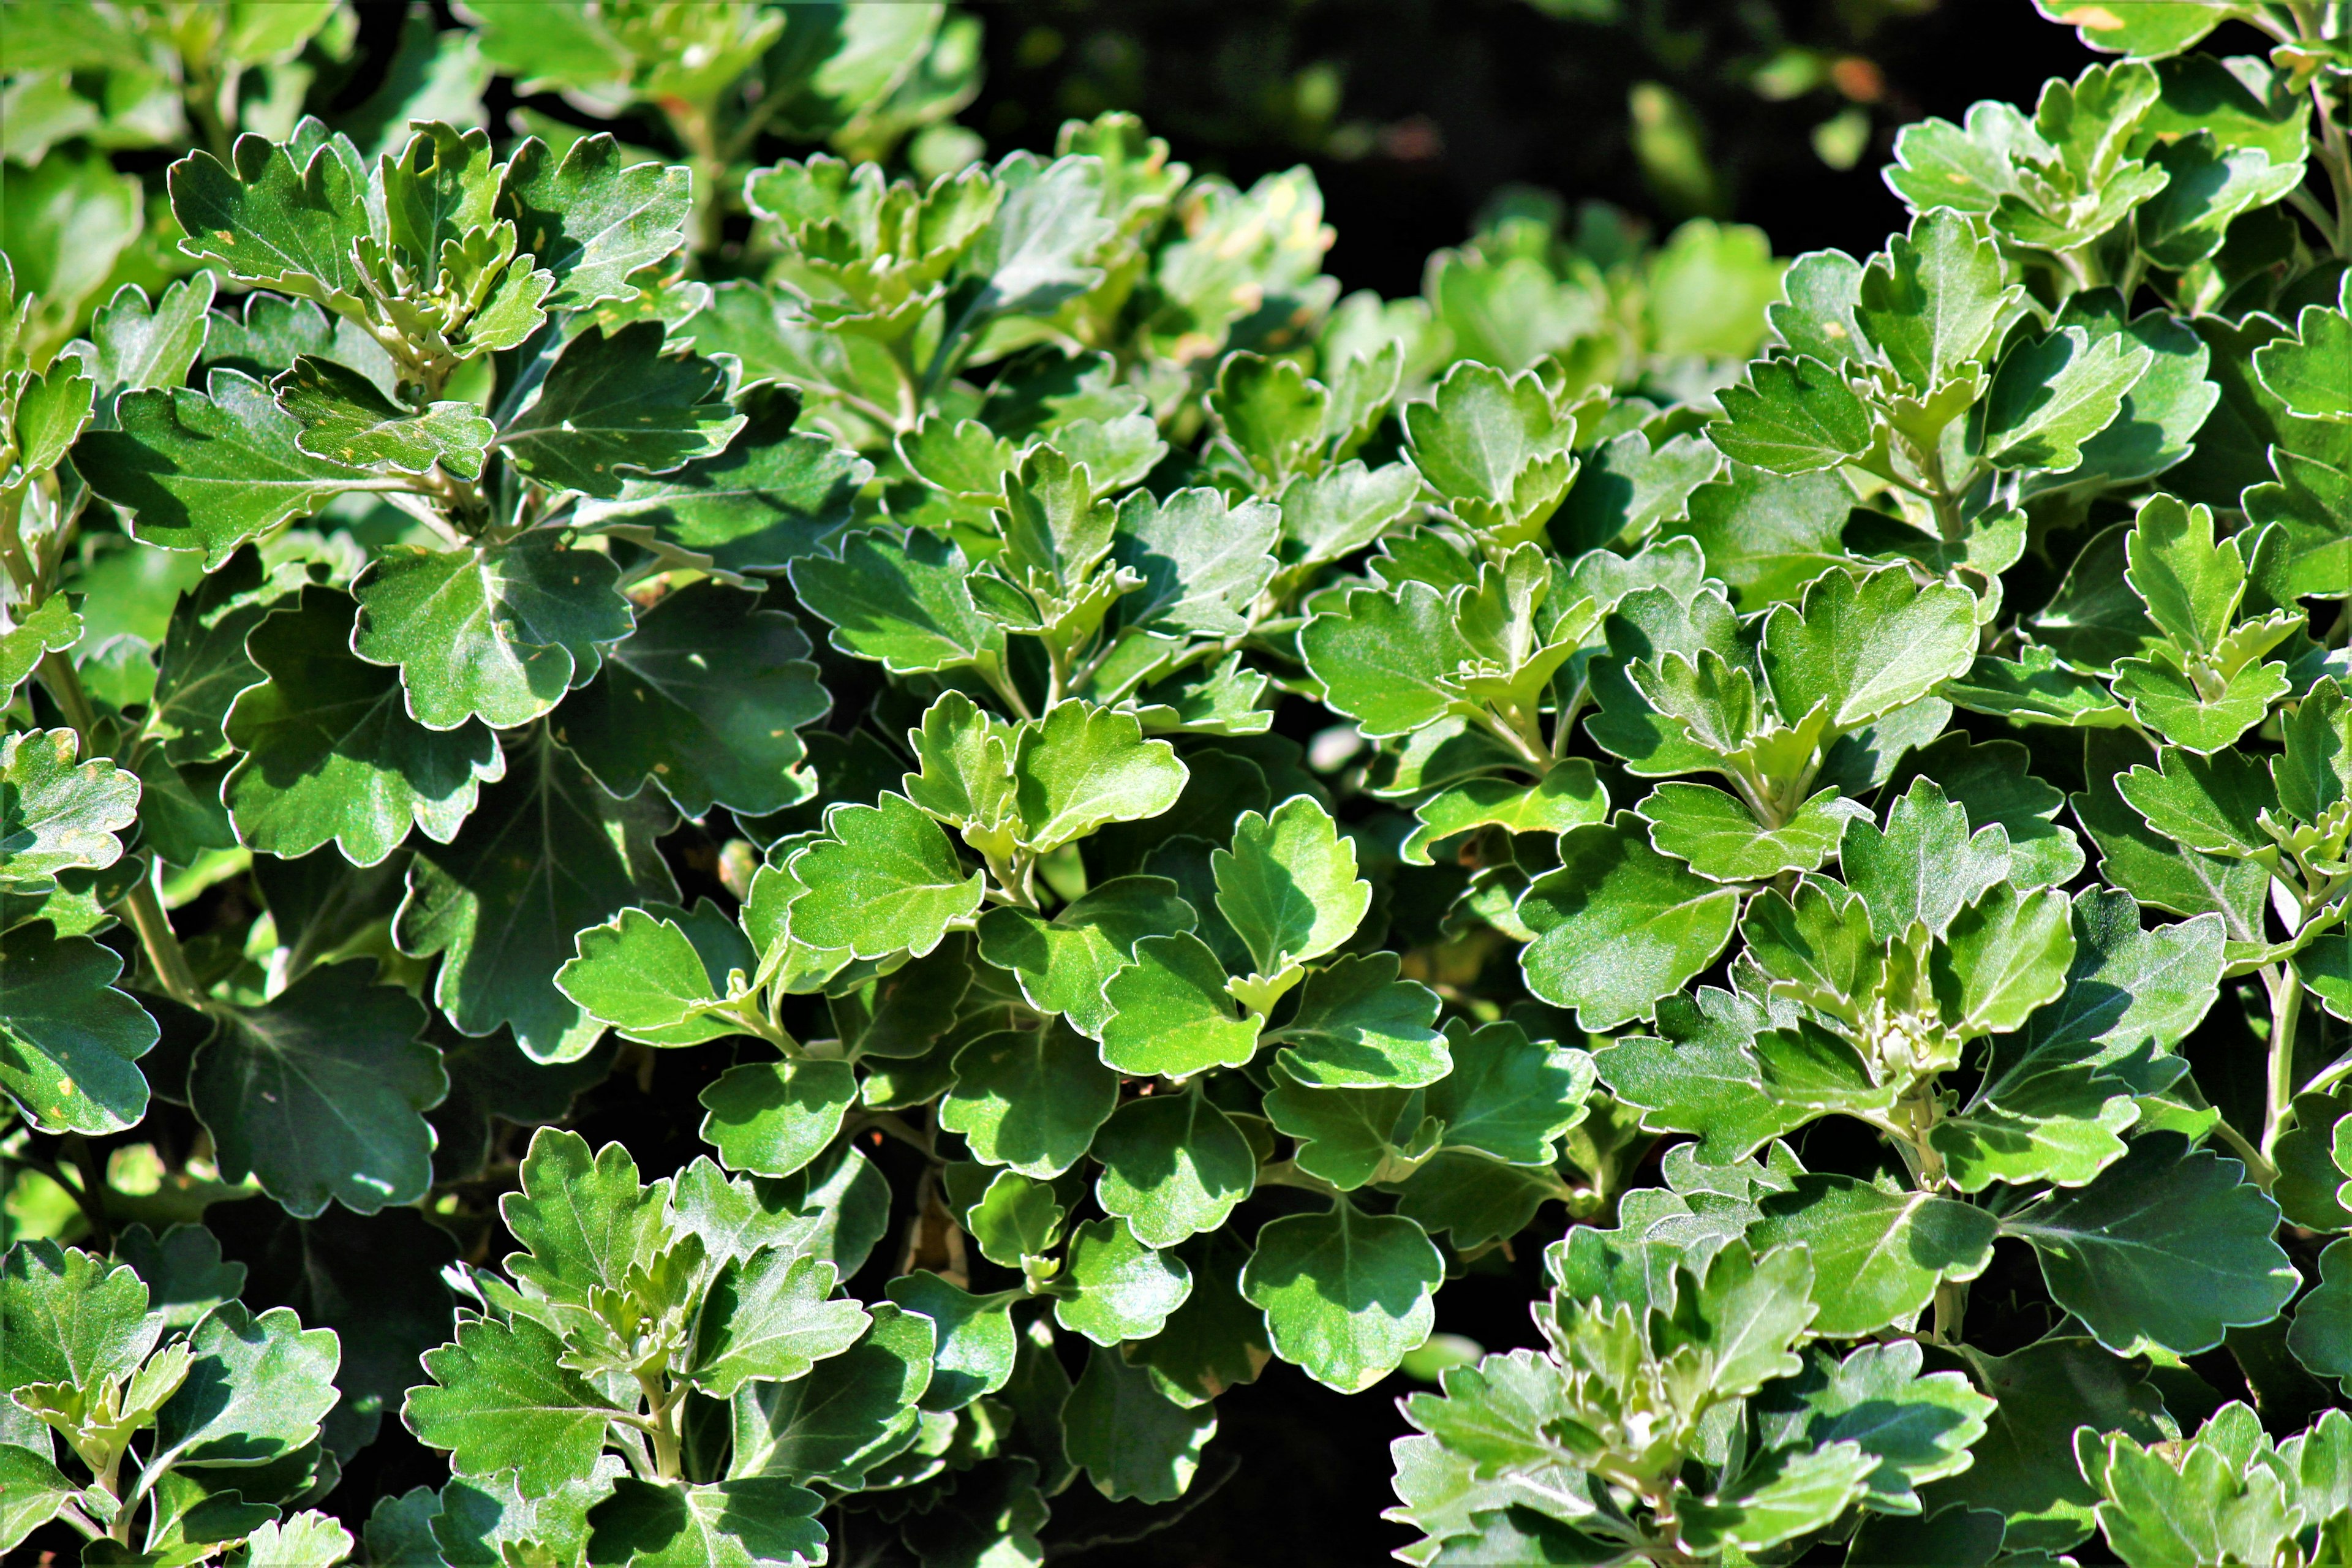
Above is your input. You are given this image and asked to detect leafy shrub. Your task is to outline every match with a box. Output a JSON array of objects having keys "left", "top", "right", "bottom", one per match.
[{"left": 2, "top": 1, "right": 2351, "bottom": 1564}]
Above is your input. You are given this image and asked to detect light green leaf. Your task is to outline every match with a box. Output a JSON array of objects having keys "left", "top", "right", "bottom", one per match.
[
  {"left": 0, "top": 922, "right": 157, "bottom": 1134},
  {"left": 2254, "top": 299, "right": 2352, "bottom": 424},
  {"left": 1063, "top": 1344, "right": 1216, "bottom": 1504},
  {"left": 1098, "top": 931, "right": 1263, "bottom": 1078},
  {"left": 1054, "top": 1218, "right": 1192, "bottom": 1348},
  {"left": 1425, "top": 1019, "right": 1594, "bottom": 1166},
  {"left": 0, "top": 599, "right": 81, "bottom": 709},
  {"left": 1854, "top": 208, "right": 2021, "bottom": 390},
  {"left": 940, "top": 1022, "right": 1119, "bottom": 1178},
  {"left": 1112, "top": 486, "right": 1281, "bottom": 636},
  {"left": 1840, "top": 778, "right": 2012, "bottom": 942},
  {"left": 1933, "top": 881, "right": 2078, "bottom": 1036},
  {"left": 1676, "top": 464, "right": 1855, "bottom": 608},
  {"left": 2001, "top": 1134, "right": 2297, "bottom": 1355},
  {"left": 1092, "top": 1091, "right": 1257, "bottom": 1250},
  {"left": 274, "top": 355, "right": 493, "bottom": 478},
  {"left": 1300, "top": 581, "right": 1479, "bottom": 740},
  {"left": 1400, "top": 766, "right": 1608, "bottom": 866},
  {"left": 582, "top": 1477, "right": 824, "bottom": 1568},
  {"left": 223, "top": 586, "right": 503, "bottom": 867},
  {"left": 1677, "top": 1442, "right": 1877, "bottom": 1556},
  {"left": 1212, "top": 794, "right": 1371, "bottom": 992},
  {"left": 1637, "top": 782, "right": 1862, "bottom": 882},
  {"left": 574, "top": 391, "right": 870, "bottom": 574},
  {"left": 557, "top": 580, "right": 828, "bottom": 818},
  {"left": 729, "top": 1303, "right": 933, "bottom": 1487},
  {"left": 1711, "top": 354, "right": 1875, "bottom": 475},
  {"left": 556, "top": 905, "right": 731, "bottom": 1046},
  {"left": 1011, "top": 700, "right": 1187, "bottom": 853},
  {"left": 884, "top": 1272, "right": 1017, "bottom": 1414},
  {"left": 0, "top": 1442, "right": 82, "bottom": 1555},
  {"left": 167, "top": 134, "right": 371, "bottom": 303},
  {"left": 693, "top": 1248, "right": 869, "bottom": 1398},
  {"left": 790, "top": 528, "right": 1005, "bottom": 676},
  {"left": 75, "top": 273, "right": 217, "bottom": 418},
  {"left": 1757, "top": 565, "right": 1979, "bottom": 733},
  {"left": 397, "top": 731, "right": 677, "bottom": 1062},
  {"left": 151, "top": 1300, "right": 339, "bottom": 1470},
  {"left": 2079, "top": 1404, "right": 2302, "bottom": 1568},
  {"left": 352, "top": 532, "right": 633, "bottom": 731},
  {"left": 2034, "top": 0, "right": 2243, "bottom": 58},
  {"left": 1242, "top": 1202, "right": 1442, "bottom": 1393},
  {"left": 1264, "top": 1068, "right": 1436, "bottom": 1191},
  {"left": 1977, "top": 324, "right": 2153, "bottom": 472},
  {"left": 75, "top": 370, "right": 371, "bottom": 566},
  {"left": 1, "top": 1240, "right": 159, "bottom": 1395},
  {"left": 1267, "top": 952, "right": 1450, "bottom": 1089},
  {"left": 498, "top": 133, "right": 691, "bottom": 310},
  {"left": 0, "top": 727, "right": 138, "bottom": 889},
  {"left": 1518, "top": 815, "right": 1741, "bottom": 1031},
  {"left": 698, "top": 1060, "right": 858, "bottom": 1178},
  {"left": 976, "top": 875, "right": 1196, "bottom": 1037},
  {"left": 497, "top": 322, "right": 743, "bottom": 498},
  {"left": 1765, "top": 1339, "right": 1996, "bottom": 1510},
  {"left": 1747, "top": 1175, "right": 1997, "bottom": 1336},
  {"left": 404, "top": 1312, "right": 620, "bottom": 1493},
  {"left": 192, "top": 962, "right": 443, "bottom": 1218},
  {"left": 785, "top": 793, "right": 985, "bottom": 962}
]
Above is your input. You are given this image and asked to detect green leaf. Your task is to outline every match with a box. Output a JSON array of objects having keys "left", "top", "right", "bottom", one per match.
[
  {"left": 786, "top": 793, "right": 985, "bottom": 962},
  {"left": 557, "top": 581, "right": 827, "bottom": 818},
  {"left": 962, "top": 1169, "right": 1066, "bottom": 1270},
  {"left": 222, "top": 587, "right": 503, "bottom": 866},
  {"left": 1758, "top": 565, "right": 1978, "bottom": 733},
  {"left": 2034, "top": 0, "right": 2242, "bottom": 58},
  {"left": 2001, "top": 1134, "right": 2297, "bottom": 1355},
  {"left": 2115, "top": 745, "right": 2275, "bottom": 857},
  {"left": 1599, "top": 1006, "right": 1893, "bottom": 1163},
  {"left": 497, "top": 322, "right": 743, "bottom": 497},
  {"left": 352, "top": 532, "right": 633, "bottom": 731},
  {"left": 0, "top": 728, "right": 138, "bottom": 889},
  {"left": 1213, "top": 794, "right": 1370, "bottom": 991},
  {"left": 1924, "top": 1333, "right": 2167, "bottom": 1551},
  {"left": 1748, "top": 1175, "right": 1998, "bottom": 1336},
  {"left": 573, "top": 390, "right": 870, "bottom": 574},
  {"left": 1, "top": 1240, "right": 159, "bottom": 1394},
  {"left": 1402, "top": 362, "right": 1577, "bottom": 537},
  {"left": 0, "top": 600, "right": 80, "bottom": 710},
  {"left": 2286, "top": 1236, "right": 2352, "bottom": 1385},
  {"left": 698, "top": 1060, "right": 858, "bottom": 1178},
  {"left": 397, "top": 730, "right": 677, "bottom": 1062},
  {"left": 1677, "top": 464, "right": 1856, "bottom": 608},
  {"left": 884, "top": 1272, "right": 1017, "bottom": 1413},
  {"left": 405, "top": 1312, "right": 619, "bottom": 1493},
  {"left": 151, "top": 1300, "right": 339, "bottom": 1469},
  {"left": 1763, "top": 1340, "right": 1996, "bottom": 1510},
  {"left": 1054, "top": 1217, "right": 1192, "bottom": 1347},
  {"left": 0, "top": 1442, "right": 81, "bottom": 1555},
  {"left": 192, "top": 962, "right": 444, "bottom": 1218},
  {"left": 1399, "top": 766, "right": 1608, "bottom": 867},
  {"left": 940, "top": 1021, "right": 1119, "bottom": 1178},
  {"left": 74, "top": 370, "right": 371, "bottom": 566},
  {"left": 499, "top": 1129, "right": 670, "bottom": 1308},
  {"left": 0, "top": 922, "right": 157, "bottom": 1134},
  {"left": 1010, "top": 700, "right": 1187, "bottom": 853},
  {"left": 1063, "top": 1343, "right": 1216, "bottom": 1504},
  {"left": 2078, "top": 1404, "right": 2302, "bottom": 1568},
  {"left": 730, "top": 1302, "right": 933, "bottom": 1488},
  {"left": 1933, "top": 881, "right": 2078, "bottom": 1036},
  {"left": 75, "top": 273, "right": 217, "bottom": 418},
  {"left": 557, "top": 905, "right": 734, "bottom": 1046},
  {"left": 1839, "top": 778, "right": 2011, "bottom": 943},
  {"left": 499, "top": 134, "right": 691, "bottom": 309},
  {"left": 1710, "top": 354, "right": 1875, "bottom": 475},
  {"left": 1112, "top": 486, "right": 1281, "bottom": 636},
  {"left": 1425, "top": 1019, "right": 1594, "bottom": 1166},
  {"left": 1267, "top": 952, "right": 1450, "bottom": 1089},
  {"left": 583, "top": 1477, "right": 824, "bottom": 1568},
  {"left": 1677, "top": 1442, "right": 1878, "bottom": 1556},
  {"left": 1854, "top": 208, "right": 2021, "bottom": 391},
  {"left": 2255, "top": 299, "right": 2352, "bottom": 424},
  {"left": 693, "top": 1248, "right": 869, "bottom": 1398},
  {"left": 273, "top": 354, "right": 493, "bottom": 478},
  {"left": 976, "top": 875, "right": 1196, "bottom": 1036},
  {"left": 1091, "top": 1091, "right": 1257, "bottom": 1249},
  {"left": 1242, "top": 1202, "right": 1442, "bottom": 1393},
  {"left": 1637, "top": 782, "right": 1862, "bottom": 882},
  {"left": 1518, "top": 815, "right": 1741, "bottom": 1031},
  {"left": 166, "top": 134, "right": 370, "bottom": 303},
  {"left": 1977, "top": 324, "right": 2153, "bottom": 472},
  {"left": 1098, "top": 932, "right": 1263, "bottom": 1078},
  {"left": 789, "top": 528, "right": 1005, "bottom": 677},
  {"left": 112, "top": 1223, "right": 246, "bottom": 1335},
  {"left": 1300, "top": 581, "right": 1479, "bottom": 740}
]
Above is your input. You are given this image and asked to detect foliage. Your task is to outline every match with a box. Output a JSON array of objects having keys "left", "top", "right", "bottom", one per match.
[{"left": 4, "top": 1, "right": 2352, "bottom": 1565}]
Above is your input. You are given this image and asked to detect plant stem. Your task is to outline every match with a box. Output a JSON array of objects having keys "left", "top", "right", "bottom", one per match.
[
  {"left": 635, "top": 1372, "right": 682, "bottom": 1481},
  {"left": 2261, "top": 965, "right": 2309, "bottom": 1163},
  {"left": 36, "top": 651, "right": 207, "bottom": 1009}
]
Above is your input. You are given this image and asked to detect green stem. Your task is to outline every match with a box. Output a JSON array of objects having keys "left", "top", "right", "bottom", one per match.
[
  {"left": 2211, "top": 1112, "right": 2278, "bottom": 1186},
  {"left": 635, "top": 1372, "right": 682, "bottom": 1482},
  {"left": 2261, "top": 964, "right": 2308, "bottom": 1163}
]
